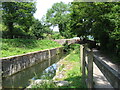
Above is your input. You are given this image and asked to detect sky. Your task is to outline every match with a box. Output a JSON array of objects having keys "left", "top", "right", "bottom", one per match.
[
  {"left": 34, "top": 0, "right": 73, "bottom": 20},
  {"left": 33, "top": 0, "right": 73, "bottom": 31}
]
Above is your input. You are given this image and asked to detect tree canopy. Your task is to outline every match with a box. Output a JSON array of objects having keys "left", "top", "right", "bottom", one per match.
[
  {"left": 70, "top": 2, "right": 120, "bottom": 55},
  {"left": 45, "top": 2, "right": 72, "bottom": 38},
  {"left": 1, "top": 1, "right": 120, "bottom": 56},
  {"left": 2, "top": 2, "right": 36, "bottom": 38}
]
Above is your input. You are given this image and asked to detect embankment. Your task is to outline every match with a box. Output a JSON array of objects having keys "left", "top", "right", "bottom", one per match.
[{"left": 1, "top": 47, "right": 63, "bottom": 77}]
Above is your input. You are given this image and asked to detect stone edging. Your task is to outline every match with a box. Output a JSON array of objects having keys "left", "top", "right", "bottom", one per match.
[{"left": 1, "top": 47, "right": 63, "bottom": 77}]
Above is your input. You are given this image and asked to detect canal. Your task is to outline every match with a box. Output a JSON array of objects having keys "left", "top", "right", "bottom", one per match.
[{"left": 2, "top": 51, "right": 64, "bottom": 88}]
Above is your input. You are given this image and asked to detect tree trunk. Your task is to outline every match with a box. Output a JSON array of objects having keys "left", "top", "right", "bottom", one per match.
[{"left": 8, "top": 22, "right": 14, "bottom": 39}]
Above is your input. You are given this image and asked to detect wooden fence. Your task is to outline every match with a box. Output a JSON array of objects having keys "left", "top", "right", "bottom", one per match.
[{"left": 80, "top": 44, "right": 120, "bottom": 89}]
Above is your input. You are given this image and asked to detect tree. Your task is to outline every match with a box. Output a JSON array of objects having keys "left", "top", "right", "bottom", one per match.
[
  {"left": 45, "top": 2, "right": 71, "bottom": 37},
  {"left": 29, "top": 18, "right": 53, "bottom": 39},
  {"left": 104, "top": 2, "right": 120, "bottom": 54},
  {"left": 2, "top": 2, "right": 36, "bottom": 38},
  {"left": 70, "top": 2, "right": 91, "bottom": 38},
  {"left": 29, "top": 19, "right": 44, "bottom": 39},
  {"left": 70, "top": 2, "right": 120, "bottom": 55}
]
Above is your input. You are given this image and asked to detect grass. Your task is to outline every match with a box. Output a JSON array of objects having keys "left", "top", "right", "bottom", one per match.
[
  {"left": 1, "top": 38, "right": 62, "bottom": 58},
  {"left": 54, "top": 44, "right": 87, "bottom": 88},
  {"left": 61, "top": 46, "right": 86, "bottom": 88},
  {"left": 31, "top": 44, "right": 86, "bottom": 89}
]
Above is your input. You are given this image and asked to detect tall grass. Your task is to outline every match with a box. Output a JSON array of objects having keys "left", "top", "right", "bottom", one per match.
[
  {"left": 56, "top": 44, "right": 86, "bottom": 88},
  {"left": 62, "top": 44, "right": 86, "bottom": 88},
  {"left": 1, "top": 38, "right": 62, "bottom": 58}
]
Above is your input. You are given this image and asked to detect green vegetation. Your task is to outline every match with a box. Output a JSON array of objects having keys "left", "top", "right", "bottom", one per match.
[
  {"left": 2, "top": 2, "right": 119, "bottom": 58},
  {"left": 31, "top": 80, "right": 57, "bottom": 88},
  {"left": 51, "top": 32, "right": 65, "bottom": 39},
  {"left": 29, "top": 19, "right": 53, "bottom": 39},
  {"left": 1, "top": 39, "right": 62, "bottom": 58},
  {"left": 45, "top": 2, "right": 74, "bottom": 38},
  {"left": 1, "top": 1, "right": 119, "bottom": 88},
  {"left": 58, "top": 44, "right": 86, "bottom": 88},
  {"left": 45, "top": 2, "right": 120, "bottom": 60},
  {"left": 1, "top": 1, "right": 119, "bottom": 64},
  {"left": 2, "top": 2, "right": 52, "bottom": 39},
  {"left": 2, "top": 2, "right": 36, "bottom": 38},
  {"left": 70, "top": 2, "right": 120, "bottom": 57},
  {"left": 31, "top": 44, "right": 86, "bottom": 88}
]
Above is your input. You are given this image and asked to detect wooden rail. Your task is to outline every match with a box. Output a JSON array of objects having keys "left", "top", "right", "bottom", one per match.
[{"left": 80, "top": 44, "right": 120, "bottom": 89}]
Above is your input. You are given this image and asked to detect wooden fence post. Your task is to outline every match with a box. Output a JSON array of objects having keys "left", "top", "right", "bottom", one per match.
[
  {"left": 80, "top": 45, "right": 85, "bottom": 81},
  {"left": 85, "top": 48, "right": 88, "bottom": 85},
  {"left": 0, "top": 59, "right": 2, "bottom": 89},
  {"left": 87, "top": 50, "right": 93, "bottom": 88}
]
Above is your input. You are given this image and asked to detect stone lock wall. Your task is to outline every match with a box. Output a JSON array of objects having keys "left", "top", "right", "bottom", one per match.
[
  {"left": 1, "top": 47, "right": 63, "bottom": 77},
  {"left": 54, "top": 39, "right": 80, "bottom": 45}
]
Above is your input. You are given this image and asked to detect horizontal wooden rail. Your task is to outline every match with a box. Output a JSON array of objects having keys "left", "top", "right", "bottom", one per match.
[
  {"left": 93, "top": 54, "right": 120, "bottom": 89},
  {"left": 80, "top": 44, "right": 120, "bottom": 89}
]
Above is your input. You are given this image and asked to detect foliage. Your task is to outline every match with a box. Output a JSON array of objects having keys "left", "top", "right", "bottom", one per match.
[
  {"left": 63, "top": 43, "right": 80, "bottom": 53},
  {"left": 29, "top": 19, "right": 45, "bottom": 39},
  {"left": 45, "top": 2, "right": 73, "bottom": 38},
  {"left": 51, "top": 32, "right": 65, "bottom": 39},
  {"left": 46, "top": 2, "right": 69, "bottom": 26},
  {"left": 2, "top": 2, "right": 53, "bottom": 39},
  {"left": 66, "top": 44, "right": 80, "bottom": 60},
  {"left": 58, "top": 44, "right": 86, "bottom": 88},
  {"left": 2, "top": 2, "right": 36, "bottom": 38},
  {"left": 63, "top": 46, "right": 86, "bottom": 88},
  {"left": 70, "top": 2, "right": 120, "bottom": 56},
  {"left": 1, "top": 39, "right": 62, "bottom": 58}
]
